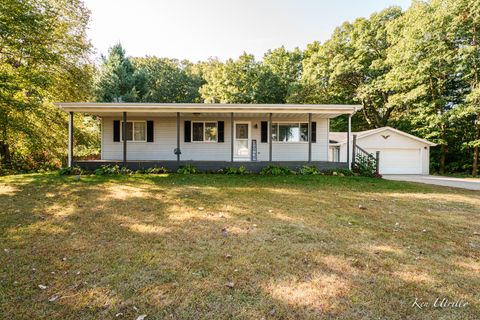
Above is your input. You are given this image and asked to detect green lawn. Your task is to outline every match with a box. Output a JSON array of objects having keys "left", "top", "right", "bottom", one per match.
[{"left": 1, "top": 173, "right": 479, "bottom": 319}]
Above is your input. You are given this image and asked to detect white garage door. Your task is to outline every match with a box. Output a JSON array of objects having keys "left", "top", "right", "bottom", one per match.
[{"left": 366, "top": 148, "right": 422, "bottom": 174}]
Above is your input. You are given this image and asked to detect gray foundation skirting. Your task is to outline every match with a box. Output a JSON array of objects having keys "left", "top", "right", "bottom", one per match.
[{"left": 73, "top": 160, "right": 348, "bottom": 173}]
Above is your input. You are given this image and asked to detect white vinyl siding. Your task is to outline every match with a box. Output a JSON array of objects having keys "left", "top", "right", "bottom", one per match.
[{"left": 101, "top": 116, "right": 329, "bottom": 162}]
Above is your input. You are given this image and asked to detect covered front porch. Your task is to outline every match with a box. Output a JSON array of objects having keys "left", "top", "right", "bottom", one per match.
[{"left": 57, "top": 103, "right": 361, "bottom": 171}]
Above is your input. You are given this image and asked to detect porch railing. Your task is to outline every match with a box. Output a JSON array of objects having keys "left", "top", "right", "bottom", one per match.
[{"left": 352, "top": 135, "right": 380, "bottom": 175}]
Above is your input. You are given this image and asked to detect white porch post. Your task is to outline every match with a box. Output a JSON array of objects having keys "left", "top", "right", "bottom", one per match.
[
  {"left": 230, "top": 112, "right": 234, "bottom": 162},
  {"left": 308, "top": 113, "right": 312, "bottom": 162},
  {"left": 347, "top": 114, "right": 352, "bottom": 169},
  {"left": 176, "top": 112, "right": 181, "bottom": 161},
  {"left": 122, "top": 111, "right": 127, "bottom": 167},
  {"left": 269, "top": 113, "right": 273, "bottom": 162},
  {"left": 68, "top": 111, "right": 73, "bottom": 167}
]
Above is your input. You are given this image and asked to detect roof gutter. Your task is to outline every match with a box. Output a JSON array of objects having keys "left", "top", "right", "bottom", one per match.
[{"left": 55, "top": 103, "right": 362, "bottom": 115}]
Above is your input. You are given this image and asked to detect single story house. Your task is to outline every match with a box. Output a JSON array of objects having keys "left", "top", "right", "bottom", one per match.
[
  {"left": 57, "top": 103, "right": 362, "bottom": 172},
  {"left": 329, "top": 126, "right": 436, "bottom": 174}
]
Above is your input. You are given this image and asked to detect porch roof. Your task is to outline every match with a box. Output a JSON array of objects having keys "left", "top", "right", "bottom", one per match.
[{"left": 56, "top": 103, "right": 362, "bottom": 118}]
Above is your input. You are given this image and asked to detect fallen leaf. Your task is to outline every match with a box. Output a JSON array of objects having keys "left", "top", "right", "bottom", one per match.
[
  {"left": 221, "top": 227, "right": 228, "bottom": 236},
  {"left": 48, "top": 294, "right": 59, "bottom": 302},
  {"left": 225, "top": 281, "right": 234, "bottom": 288}
]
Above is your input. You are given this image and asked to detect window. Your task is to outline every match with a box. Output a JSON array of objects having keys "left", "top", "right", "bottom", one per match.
[
  {"left": 272, "top": 123, "right": 309, "bottom": 142},
  {"left": 121, "top": 121, "right": 146, "bottom": 142},
  {"left": 332, "top": 146, "right": 340, "bottom": 162},
  {"left": 192, "top": 121, "right": 217, "bottom": 142}
]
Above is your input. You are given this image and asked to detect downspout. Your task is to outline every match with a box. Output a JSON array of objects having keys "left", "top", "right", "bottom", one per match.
[
  {"left": 347, "top": 107, "right": 359, "bottom": 169},
  {"left": 347, "top": 114, "right": 351, "bottom": 169}
]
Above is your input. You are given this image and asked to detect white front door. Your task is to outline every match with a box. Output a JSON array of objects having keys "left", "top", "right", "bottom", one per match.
[{"left": 234, "top": 122, "right": 250, "bottom": 160}]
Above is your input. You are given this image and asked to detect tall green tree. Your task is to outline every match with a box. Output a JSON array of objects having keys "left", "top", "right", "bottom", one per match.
[
  {"left": 132, "top": 57, "right": 202, "bottom": 103},
  {"left": 263, "top": 46, "right": 303, "bottom": 102},
  {"left": 200, "top": 53, "right": 284, "bottom": 103},
  {"left": 448, "top": 0, "right": 480, "bottom": 175},
  {"left": 94, "top": 43, "right": 144, "bottom": 102},
  {"left": 0, "top": 0, "right": 93, "bottom": 170},
  {"left": 386, "top": 0, "right": 463, "bottom": 174},
  {"left": 300, "top": 7, "right": 403, "bottom": 128}
]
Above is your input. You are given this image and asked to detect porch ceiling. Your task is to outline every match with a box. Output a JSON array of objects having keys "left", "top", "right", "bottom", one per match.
[{"left": 56, "top": 103, "right": 362, "bottom": 118}]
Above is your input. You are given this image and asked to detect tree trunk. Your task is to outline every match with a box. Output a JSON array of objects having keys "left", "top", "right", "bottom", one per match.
[
  {"left": 439, "top": 145, "right": 446, "bottom": 175},
  {"left": 471, "top": 26, "right": 479, "bottom": 176},
  {"left": 0, "top": 115, "right": 11, "bottom": 165},
  {"left": 0, "top": 141, "right": 11, "bottom": 164},
  {"left": 473, "top": 112, "right": 480, "bottom": 176},
  {"left": 473, "top": 146, "right": 479, "bottom": 176}
]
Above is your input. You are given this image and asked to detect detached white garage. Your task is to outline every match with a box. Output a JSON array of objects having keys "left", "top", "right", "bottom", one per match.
[{"left": 329, "top": 127, "right": 436, "bottom": 175}]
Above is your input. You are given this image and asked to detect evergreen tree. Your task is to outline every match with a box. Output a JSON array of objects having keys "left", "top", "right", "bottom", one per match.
[{"left": 95, "top": 43, "right": 142, "bottom": 102}]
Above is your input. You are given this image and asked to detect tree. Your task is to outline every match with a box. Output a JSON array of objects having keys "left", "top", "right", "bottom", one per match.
[
  {"left": 263, "top": 46, "right": 303, "bottom": 102},
  {"left": 132, "top": 57, "right": 202, "bottom": 103},
  {"left": 448, "top": 0, "right": 480, "bottom": 175},
  {"left": 0, "top": 0, "right": 93, "bottom": 170},
  {"left": 300, "top": 7, "right": 403, "bottom": 129},
  {"left": 386, "top": 0, "right": 464, "bottom": 174},
  {"left": 200, "top": 53, "right": 284, "bottom": 103},
  {"left": 94, "top": 43, "right": 144, "bottom": 102}
]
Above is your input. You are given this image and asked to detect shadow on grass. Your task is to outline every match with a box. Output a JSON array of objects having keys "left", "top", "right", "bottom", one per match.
[{"left": 0, "top": 173, "right": 479, "bottom": 319}]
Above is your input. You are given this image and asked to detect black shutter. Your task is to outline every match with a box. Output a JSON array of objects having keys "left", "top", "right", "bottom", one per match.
[
  {"left": 184, "top": 121, "right": 191, "bottom": 142},
  {"left": 113, "top": 120, "right": 120, "bottom": 142},
  {"left": 261, "top": 121, "right": 268, "bottom": 143},
  {"left": 217, "top": 121, "right": 224, "bottom": 142},
  {"left": 311, "top": 122, "right": 317, "bottom": 143},
  {"left": 146, "top": 120, "right": 154, "bottom": 142}
]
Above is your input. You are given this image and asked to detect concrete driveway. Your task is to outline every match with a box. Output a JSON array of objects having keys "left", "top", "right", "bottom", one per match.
[{"left": 383, "top": 175, "right": 480, "bottom": 191}]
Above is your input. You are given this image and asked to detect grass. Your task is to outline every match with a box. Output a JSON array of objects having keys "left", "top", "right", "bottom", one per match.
[{"left": 0, "top": 173, "right": 479, "bottom": 319}]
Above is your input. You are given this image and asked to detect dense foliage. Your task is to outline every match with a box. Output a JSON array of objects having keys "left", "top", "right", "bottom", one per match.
[
  {"left": 0, "top": 0, "right": 96, "bottom": 173},
  {"left": 2, "top": 0, "right": 480, "bottom": 175}
]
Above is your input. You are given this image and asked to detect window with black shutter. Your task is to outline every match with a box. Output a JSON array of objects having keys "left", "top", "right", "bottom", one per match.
[
  {"left": 113, "top": 120, "right": 120, "bottom": 142},
  {"left": 218, "top": 121, "right": 224, "bottom": 142},
  {"left": 146, "top": 120, "right": 154, "bottom": 142},
  {"left": 311, "top": 122, "right": 317, "bottom": 143},
  {"left": 260, "top": 121, "right": 268, "bottom": 143},
  {"left": 184, "top": 121, "right": 191, "bottom": 142}
]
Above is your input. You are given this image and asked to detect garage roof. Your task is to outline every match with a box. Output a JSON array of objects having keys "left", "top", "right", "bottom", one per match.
[{"left": 330, "top": 126, "right": 436, "bottom": 146}]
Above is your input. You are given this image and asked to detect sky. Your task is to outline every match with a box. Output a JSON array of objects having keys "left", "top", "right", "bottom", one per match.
[{"left": 83, "top": 0, "right": 412, "bottom": 62}]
